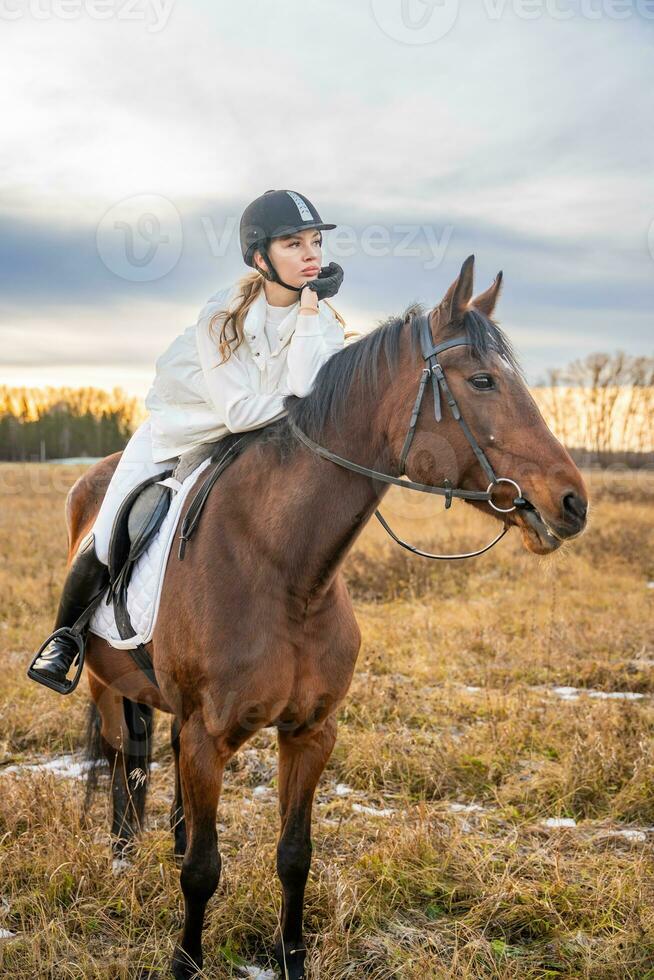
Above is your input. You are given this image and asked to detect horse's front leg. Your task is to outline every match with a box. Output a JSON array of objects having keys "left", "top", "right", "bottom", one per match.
[
  {"left": 171, "top": 712, "right": 230, "bottom": 980},
  {"left": 275, "top": 714, "right": 337, "bottom": 979}
]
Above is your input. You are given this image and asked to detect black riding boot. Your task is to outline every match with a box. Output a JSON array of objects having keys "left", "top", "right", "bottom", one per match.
[{"left": 27, "top": 531, "right": 110, "bottom": 694}]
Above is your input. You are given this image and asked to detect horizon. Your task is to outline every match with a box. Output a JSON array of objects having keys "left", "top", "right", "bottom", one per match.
[{"left": 1, "top": 3, "right": 652, "bottom": 394}]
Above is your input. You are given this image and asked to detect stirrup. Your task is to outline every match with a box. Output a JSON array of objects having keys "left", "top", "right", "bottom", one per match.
[{"left": 26, "top": 628, "right": 86, "bottom": 696}]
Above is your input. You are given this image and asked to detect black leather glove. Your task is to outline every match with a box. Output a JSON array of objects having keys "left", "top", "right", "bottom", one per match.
[{"left": 304, "top": 262, "right": 344, "bottom": 301}]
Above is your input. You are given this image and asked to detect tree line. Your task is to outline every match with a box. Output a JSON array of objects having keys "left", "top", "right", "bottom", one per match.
[
  {"left": 0, "top": 386, "right": 145, "bottom": 462},
  {"left": 0, "top": 351, "right": 652, "bottom": 463},
  {"left": 533, "top": 351, "right": 653, "bottom": 462}
]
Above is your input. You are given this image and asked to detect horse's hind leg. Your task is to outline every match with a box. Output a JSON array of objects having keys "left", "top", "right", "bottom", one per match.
[
  {"left": 88, "top": 673, "right": 154, "bottom": 862},
  {"left": 274, "top": 714, "right": 338, "bottom": 980},
  {"left": 171, "top": 712, "right": 229, "bottom": 980},
  {"left": 170, "top": 716, "right": 187, "bottom": 861}
]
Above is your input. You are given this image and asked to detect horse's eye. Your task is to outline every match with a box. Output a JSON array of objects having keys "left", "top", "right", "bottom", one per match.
[{"left": 469, "top": 374, "right": 495, "bottom": 390}]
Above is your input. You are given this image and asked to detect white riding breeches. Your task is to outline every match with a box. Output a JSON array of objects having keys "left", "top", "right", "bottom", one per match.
[{"left": 91, "top": 418, "right": 179, "bottom": 566}]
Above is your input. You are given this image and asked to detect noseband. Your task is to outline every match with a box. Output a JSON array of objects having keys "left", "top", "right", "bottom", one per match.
[{"left": 287, "top": 308, "right": 529, "bottom": 560}]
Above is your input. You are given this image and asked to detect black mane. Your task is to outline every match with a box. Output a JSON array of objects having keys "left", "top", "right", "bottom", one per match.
[{"left": 255, "top": 302, "right": 524, "bottom": 461}]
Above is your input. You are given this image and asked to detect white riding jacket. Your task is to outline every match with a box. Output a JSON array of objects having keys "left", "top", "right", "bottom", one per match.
[{"left": 144, "top": 282, "right": 362, "bottom": 463}]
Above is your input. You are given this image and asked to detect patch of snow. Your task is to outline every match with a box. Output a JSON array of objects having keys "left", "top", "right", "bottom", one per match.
[
  {"left": 0, "top": 753, "right": 160, "bottom": 780},
  {"left": 352, "top": 803, "right": 395, "bottom": 817},
  {"left": 646, "top": 581, "right": 654, "bottom": 589},
  {"left": 238, "top": 967, "right": 277, "bottom": 979},
  {"left": 1, "top": 753, "right": 98, "bottom": 779},
  {"left": 0, "top": 929, "right": 16, "bottom": 940},
  {"left": 607, "top": 829, "right": 647, "bottom": 842},
  {"left": 112, "top": 857, "right": 132, "bottom": 875},
  {"left": 601, "top": 826, "right": 654, "bottom": 842},
  {"left": 334, "top": 783, "right": 353, "bottom": 797},
  {"left": 551, "top": 686, "right": 580, "bottom": 701},
  {"left": 456, "top": 684, "right": 651, "bottom": 702},
  {"left": 542, "top": 817, "right": 576, "bottom": 828},
  {"left": 448, "top": 802, "right": 485, "bottom": 813},
  {"left": 589, "top": 690, "right": 645, "bottom": 701},
  {"left": 547, "top": 686, "right": 646, "bottom": 703},
  {"left": 252, "top": 785, "right": 273, "bottom": 797}
]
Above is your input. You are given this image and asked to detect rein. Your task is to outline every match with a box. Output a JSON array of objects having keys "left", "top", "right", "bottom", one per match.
[{"left": 287, "top": 308, "right": 529, "bottom": 561}]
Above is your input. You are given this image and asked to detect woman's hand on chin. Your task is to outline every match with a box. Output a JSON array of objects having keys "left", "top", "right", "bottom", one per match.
[{"left": 299, "top": 286, "right": 319, "bottom": 315}]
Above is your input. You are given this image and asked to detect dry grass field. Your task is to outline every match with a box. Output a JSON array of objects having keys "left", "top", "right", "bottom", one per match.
[{"left": 0, "top": 462, "right": 652, "bottom": 978}]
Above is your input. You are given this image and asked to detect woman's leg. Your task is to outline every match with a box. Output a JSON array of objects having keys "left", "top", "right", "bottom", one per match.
[
  {"left": 28, "top": 418, "right": 178, "bottom": 694},
  {"left": 92, "top": 418, "right": 179, "bottom": 565}
]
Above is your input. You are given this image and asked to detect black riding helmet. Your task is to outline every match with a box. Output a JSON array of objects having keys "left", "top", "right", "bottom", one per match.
[{"left": 239, "top": 189, "right": 337, "bottom": 293}]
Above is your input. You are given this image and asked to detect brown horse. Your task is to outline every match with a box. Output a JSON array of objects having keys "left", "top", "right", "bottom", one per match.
[{"left": 70, "top": 255, "right": 588, "bottom": 978}]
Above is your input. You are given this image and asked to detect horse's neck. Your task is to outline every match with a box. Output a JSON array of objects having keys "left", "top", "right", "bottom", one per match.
[
  {"left": 289, "top": 418, "right": 390, "bottom": 594},
  {"left": 266, "top": 417, "right": 393, "bottom": 598}
]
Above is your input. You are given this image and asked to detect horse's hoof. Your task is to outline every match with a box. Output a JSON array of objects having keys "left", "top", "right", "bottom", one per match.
[{"left": 171, "top": 945, "right": 202, "bottom": 980}]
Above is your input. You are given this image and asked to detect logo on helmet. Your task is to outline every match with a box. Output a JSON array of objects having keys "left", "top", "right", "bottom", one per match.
[{"left": 285, "top": 191, "right": 313, "bottom": 222}]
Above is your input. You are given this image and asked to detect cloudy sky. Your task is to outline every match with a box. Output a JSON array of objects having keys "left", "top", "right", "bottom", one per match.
[{"left": 1, "top": 0, "right": 652, "bottom": 399}]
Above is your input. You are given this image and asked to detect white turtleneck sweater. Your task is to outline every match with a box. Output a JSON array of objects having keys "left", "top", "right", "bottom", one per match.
[
  {"left": 263, "top": 299, "right": 300, "bottom": 355},
  {"left": 144, "top": 283, "right": 363, "bottom": 462}
]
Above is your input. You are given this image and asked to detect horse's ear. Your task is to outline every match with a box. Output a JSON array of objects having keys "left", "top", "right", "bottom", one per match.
[
  {"left": 470, "top": 270, "right": 503, "bottom": 318},
  {"left": 440, "top": 254, "right": 475, "bottom": 322}
]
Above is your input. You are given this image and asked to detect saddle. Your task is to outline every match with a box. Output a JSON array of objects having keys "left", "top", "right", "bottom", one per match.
[{"left": 103, "top": 428, "right": 265, "bottom": 687}]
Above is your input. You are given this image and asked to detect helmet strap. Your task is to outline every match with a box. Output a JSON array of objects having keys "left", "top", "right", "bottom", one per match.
[{"left": 258, "top": 244, "right": 303, "bottom": 294}]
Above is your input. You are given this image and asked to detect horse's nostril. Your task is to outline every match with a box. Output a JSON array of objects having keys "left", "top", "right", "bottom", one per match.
[{"left": 562, "top": 492, "right": 587, "bottom": 526}]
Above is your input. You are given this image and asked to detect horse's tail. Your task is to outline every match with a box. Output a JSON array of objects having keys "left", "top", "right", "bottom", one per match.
[
  {"left": 83, "top": 697, "right": 155, "bottom": 816},
  {"left": 83, "top": 698, "right": 104, "bottom": 813},
  {"left": 121, "top": 698, "right": 155, "bottom": 826}
]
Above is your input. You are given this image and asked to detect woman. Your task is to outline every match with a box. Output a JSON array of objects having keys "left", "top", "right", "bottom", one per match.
[{"left": 28, "top": 188, "right": 358, "bottom": 694}]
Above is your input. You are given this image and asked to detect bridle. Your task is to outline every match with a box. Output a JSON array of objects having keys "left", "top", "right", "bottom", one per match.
[{"left": 286, "top": 307, "right": 530, "bottom": 560}]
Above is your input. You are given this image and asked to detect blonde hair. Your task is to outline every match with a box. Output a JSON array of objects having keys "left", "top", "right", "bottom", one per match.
[{"left": 208, "top": 269, "right": 348, "bottom": 366}]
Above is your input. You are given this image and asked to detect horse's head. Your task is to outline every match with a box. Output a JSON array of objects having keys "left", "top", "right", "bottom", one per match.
[{"left": 389, "top": 255, "right": 588, "bottom": 554}]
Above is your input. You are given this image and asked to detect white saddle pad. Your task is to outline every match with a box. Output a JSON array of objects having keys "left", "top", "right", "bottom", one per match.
[{"left": 88, "top": 457, "right": 213, "bottom": 649}]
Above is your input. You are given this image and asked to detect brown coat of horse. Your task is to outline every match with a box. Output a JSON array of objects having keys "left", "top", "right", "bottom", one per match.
[{"left": 69, "top": 256, "right": 588, "bottom": 978}]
